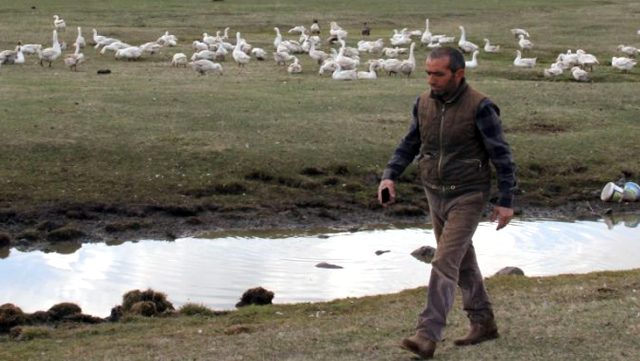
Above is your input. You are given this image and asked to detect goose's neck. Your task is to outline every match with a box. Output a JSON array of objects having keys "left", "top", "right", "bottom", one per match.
[{"left": 460, "top": 27, "right": 466, "bottom": 41}]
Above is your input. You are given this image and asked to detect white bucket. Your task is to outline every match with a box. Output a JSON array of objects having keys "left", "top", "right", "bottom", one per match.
[
  {"left": 600, "top": 182, "right": 624, "bottom": 202},
  {"left": 622, "top": 182, "right": 640, "bottom": 202}
]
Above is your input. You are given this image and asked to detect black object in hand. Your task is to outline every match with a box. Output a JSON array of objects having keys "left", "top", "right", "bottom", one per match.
[{"left": 381, "top": 188, "right": 390, "bottom": 203}]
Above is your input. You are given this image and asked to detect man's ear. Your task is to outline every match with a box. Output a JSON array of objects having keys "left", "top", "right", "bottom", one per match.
[{"left": 454, "top": 68, "right": 465, "bottom": 81}]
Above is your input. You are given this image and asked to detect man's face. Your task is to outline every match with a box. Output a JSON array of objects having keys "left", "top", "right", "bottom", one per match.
[{"left": 425, "top": 56, "right": 464, "bottom": 97}]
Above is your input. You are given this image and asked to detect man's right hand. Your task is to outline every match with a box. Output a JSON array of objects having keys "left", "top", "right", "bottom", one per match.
[{"left": 378, "top": 179, "right": 397, "bottom": 207}]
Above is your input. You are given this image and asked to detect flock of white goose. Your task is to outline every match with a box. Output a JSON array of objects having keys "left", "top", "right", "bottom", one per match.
[{"left": 1, "top": 14, "right": 639, "bottom": 83}]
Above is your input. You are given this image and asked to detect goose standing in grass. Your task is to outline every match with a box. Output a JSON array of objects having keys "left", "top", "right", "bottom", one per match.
[
  {"left": 457, "top": 26, "right": 478, "bottom": 53},
  {"left": 335, "top": 40, "right": 358, "bottom": 70},
  {"left": 358, "top": 38, "right": 384, "bottom": 54},
  {"left": 273, "top": 27, "right": 283, "bottom": 49},
  {"left": 465, "top": 50, "right": 479, "bottom": 69},
  {"left": 0, "top": 49, "right": 16, "bottom": 64},
  {"left": 189, "top": 59, "right": 223, "bottom": 75},
  {"left": 74, "top": 27, "right": 86, "bottom": 48},
  {"left": 232, "top": 32, "right": 251, "bottom": 68},
  {"left": 287, "top": 56, "right": 302, "bottom": 74},
  {"left": 357, "top": 62, "right": 378, "bottom": 79},
  {"left": 513, "top": 50, "right": 536, "bottom": 68},
  {"left": 571, "top": 66, "right": 589, "bottom": 82},
  {"left": 576, "top": 49, "right": 598, "bottom": 71},
  {"left": 38, "top": 29, "right": 62, "bottom": 67},
  {"left": 171, "top": 53, "right": 188, "bottom": 67},
  {"left": 611, "top": 56, "right": 637, "bottom": 72},
  {"left": 53, "top": 15, "right": 66, "bottom": 32},
  {"left": 543, "top": 62, "right": 563, "bottom": 79},
  {"left": 273, "top": 50, "right": 293, "bottom": 65},
  {"left": 331, "top": 63, "right": 357, "bottom": 80},
  {"left": 329, "top": 21, "right": 348, "bottom": 43},
  {"left": 92, "top": 28, "right": 112, "bottom": 48},
  {"left": 398, "top": 42, "right": 416, "bottom": 77},
  {"left": 251, "top": 47, "right": 266, "bottom": 60},
  {"left": 308, "top": 41, "right": 329, "bottom": 65},
  {"left": 64, "top": 43, "right": 84, "bottom": 71},
  {"left": 192, "top": 40, "right": 209, "bottom": 51},
  {"left": 483, "top": 38, "right": 500, "bottom": 53},
  {"left": 517, "top": 34, "right": 533, "bottom": 51},
  {"left": 318, "top": 58, "right": 337, "bottom": 75},
  {"left": 420, "top": 19, "right": 432, "bottom": 45},
  {"left": 617, "top": 44, "right": 638, "bottom": 57},
  {"left": 288, "top": 25, "right": 306, "bottom": 35},
  {"left": 510, "top": 28, "right": 529, "bottom": 39}
]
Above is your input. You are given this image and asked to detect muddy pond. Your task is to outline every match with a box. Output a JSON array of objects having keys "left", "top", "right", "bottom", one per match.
[{"left": 1, "top": 217, "right": 639, "bottom": 317}]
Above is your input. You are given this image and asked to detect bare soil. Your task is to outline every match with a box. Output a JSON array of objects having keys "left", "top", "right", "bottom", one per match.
[{"left": 1, "top": 194, "right": 639, "bottom": 253}]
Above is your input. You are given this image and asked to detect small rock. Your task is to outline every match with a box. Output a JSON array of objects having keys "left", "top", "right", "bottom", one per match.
[
  {"left": 410, "top": 246, "right": 436, "bottom": 264},
  {"left": 375, "top": 250, "right": 390, "bottom": 256},
  {"left": 97, "top": 69, "right": 111, "bottom": 75},
  {"left": 315, "top": 262, "right": 343, "bottom": 269},
  {"left": 494, "top": 266, "right": 525, "bottom": 276}
]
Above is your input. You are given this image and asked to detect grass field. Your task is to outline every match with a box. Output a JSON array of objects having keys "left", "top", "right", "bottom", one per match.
[
  {"left": 1, "top": 269, "right": 638, "bottom": 360},
  {"left": 1, "top": 0, "right": 639, "bottom": 211}
]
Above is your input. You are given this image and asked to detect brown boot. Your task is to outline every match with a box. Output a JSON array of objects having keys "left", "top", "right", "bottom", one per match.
[
  {"left": 400, "top": 333, "right": 436, "bottom": 359},
  {"left": 454, "top": 319, "right": 499, "bottom": 346}
]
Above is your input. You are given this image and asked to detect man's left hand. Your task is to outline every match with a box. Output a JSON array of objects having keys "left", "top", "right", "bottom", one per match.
[{"left": 490, "top": 206, "right": 514, "bottom": 230}]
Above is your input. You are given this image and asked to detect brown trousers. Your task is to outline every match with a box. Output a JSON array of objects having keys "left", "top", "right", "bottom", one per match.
[{"left": 416, "top": 190, "right": 494, "bottom": 342}]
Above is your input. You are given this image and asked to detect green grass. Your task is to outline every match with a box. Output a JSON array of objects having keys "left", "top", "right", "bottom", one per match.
[
  {"left": 1, "top": 269, "right": 638, "bottom": 360},
  {"left": 1, "top": 0, "right": 639, "bottom": 210}
]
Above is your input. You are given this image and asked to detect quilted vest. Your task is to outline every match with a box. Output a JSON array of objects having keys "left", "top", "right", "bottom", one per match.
[{"left": 417, "top": 82, "right": 491, "bottom": 196}]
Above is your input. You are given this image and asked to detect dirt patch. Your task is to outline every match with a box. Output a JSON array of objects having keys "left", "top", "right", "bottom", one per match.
[{"left": 1, "top": 193, "right": 639, "bottom": 252}]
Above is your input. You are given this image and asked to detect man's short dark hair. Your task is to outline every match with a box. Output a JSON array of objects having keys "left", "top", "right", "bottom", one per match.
[{"left": 427, "top": 47, "right": 465, "bottom": 72}]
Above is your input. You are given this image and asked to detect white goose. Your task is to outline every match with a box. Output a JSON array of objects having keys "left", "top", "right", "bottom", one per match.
[
  {"left": 335, "top": 40, "right": 358, "bottom": 70},
  {"left": 17, "top": 43, "right": 42, "bottom": 55},
  {"left": 357, "top": 62, "right": 378, "bottom": 80},
  {"left": 420, "top": 18, "right": 432, "bottom": 45},
  {"left": 543, "top": 62, "right": 563, "bottom": 78},
  {"left": 38, "top": 29, "right": 62, "bottom": 67},
  {"left": 273, "top": 27, "right": 283, "bottom": 49},
  {"left": 518, "top": 34, "right": 533, "bottom": 51},
  {"left": 53, "top": 15, "right": 66, "bottom": 32},
  {"left": 465, "top": 50, "right": 479, "bottom": 69},
  {"left": 318, "top": 59, "right": 338, "bottom": 75},
  {"left": 115, "top": 46, "right": 143, "bottom": 60},
  {"left": 251, "top": 47, "right": 266, "bottom": 60},
  {"left": 171, "top": 53, "right": 188, "bottom": 67},
  {"left": 310, "top": 20, "right": 320, "bottom": 35},
  {"left": 15, "top": 46, "right": 25, "bottom": 64},
  {"left": 100, "top": 41, "right": 130, "bottom": 55},
  {"left": 273, "top": 50, "right": 293, "bottom": 65},
  {"left": 483, "top": 38, "right": 500, "bottom": 53},
  {"left": 617, "top": 45, "right": 638, "bottom": 57},
  {"left": 140, "top": 42, "right": 162, "bottom": 55},
  {"left": 611, "top": 57, "right": 637, "bottom": 72},
  {"left": 513, "top": 50, "right": 536, "bottom": 68},
  {"left": 329, "top": 21, "right": 348, "bottom": 40},
  {"left": 331, "top": 63, "right": 357, "bottom": 80},
  {"left": 570, "top": 66, "right": 589, "bottom": 82},
  {"left": 457, "top": 26, "right": 478, "bottom": 53},
  {"left": 398, "top": 42, "right": 416, "bottom": 77},
  {"left": 191, "top": 49, "right": 216, "bottom": 61},
  {"left": 189, "top": 59, "right": 223, "bottom": 75},
  {"left": 64, "top": 43, "right": 84, "bottom": 71},
  {"left": 576, "top": 49, "right": 598, "bottom": 71},
  {"left": 510, "top": 28, "right": 529, "bottom": 39},
  {"left": 287, "top": 56, "right": 302, "bottom": 74},
  {"left": 308, "top": 41, "right": 329, "bottom": 65},
  {"left": 232, "top": 32, "right": 251, "bottom": 67},
  {"left": 75, "top": 27, "right": 86, "bottom": 48}
]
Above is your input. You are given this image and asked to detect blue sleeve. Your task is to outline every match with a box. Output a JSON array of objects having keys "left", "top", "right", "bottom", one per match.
[{"left": 382, "top": 97, "right": 422, "bottom": 180}]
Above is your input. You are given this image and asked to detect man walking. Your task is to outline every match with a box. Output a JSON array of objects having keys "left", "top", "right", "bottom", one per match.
[{"left": 378, "top": 46, "right": 516, "bottom": 359}]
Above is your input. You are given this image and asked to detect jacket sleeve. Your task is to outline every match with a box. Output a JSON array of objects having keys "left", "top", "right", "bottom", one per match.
[
  {"left": 381, "top": 97, "right": 422, "bottom": 180},
  {"left": 476, "top": 99, "right": 517, "bottom": 208}
]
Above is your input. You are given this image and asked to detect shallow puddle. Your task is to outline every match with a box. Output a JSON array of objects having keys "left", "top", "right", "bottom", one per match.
[{"left": 1, "top": 218, "right": 638, "bottom": 317}]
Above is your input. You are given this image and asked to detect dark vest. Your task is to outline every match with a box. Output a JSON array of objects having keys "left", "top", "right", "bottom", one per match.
[{"left": 417, "top": 82, "right": 491, "bottom": 196}]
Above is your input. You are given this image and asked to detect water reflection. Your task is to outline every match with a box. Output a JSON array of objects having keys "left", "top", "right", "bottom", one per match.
[
  {"left": 603, "top": 213, "right": 640, "bottom": 229},
  {"left": 0, "top": 219, "right": 638, "bottom": 318}
]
